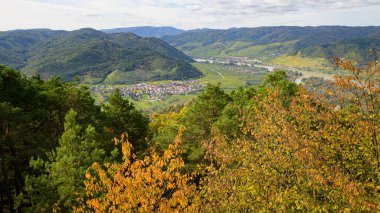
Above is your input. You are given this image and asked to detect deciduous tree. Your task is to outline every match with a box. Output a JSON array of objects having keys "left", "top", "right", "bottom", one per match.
[{"left": 75, "top": 129, "right": 199, "bottom": 212}]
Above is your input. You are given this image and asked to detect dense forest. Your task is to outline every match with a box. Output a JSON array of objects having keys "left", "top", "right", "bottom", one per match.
[
  {"left": 163, "top": 26, "right": 380, "bottom": 64},
  {"left": 163, "top": 26, "right": 380, "bottom": 47},
  {"left": 1, "top": 55, "right": 380, "bottom": 211},
  {"left": 0, "top": 29, "right": 201, "bottom": 83}
]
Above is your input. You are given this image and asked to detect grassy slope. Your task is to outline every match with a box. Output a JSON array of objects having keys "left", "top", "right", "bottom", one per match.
[
  {"left": 176, "top": 40, "right": 332, "bottom": 69},
  {"left": 269, "top": 54, "right": 331, "bottom": 70},
  {"left": 178, "top": 39, "right": 380, "bottom": 71},
  {"left": 193, "top": 63, "right": 267, "bottom": 92}
]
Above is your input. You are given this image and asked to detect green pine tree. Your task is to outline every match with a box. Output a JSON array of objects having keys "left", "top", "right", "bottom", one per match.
[{"left": 21, "top": 109, "right": 105, "bottom": 212}]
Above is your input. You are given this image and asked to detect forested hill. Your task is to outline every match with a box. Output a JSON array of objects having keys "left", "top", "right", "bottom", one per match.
[
  {"left": 163, "top": 26, "right": 380, "bottom": 46},
  {"left": 299, "top": 33, "right": 380, "bottom": 63},
  {"left": 101, "top": 26, "right": 185, "bottom": 38},
  {"left": 0, "top": 28, "right": 201, "bottom": 83},
  {"left": 0, "top": 29, "right": 66, "bottom": 69},
  {"left": 163, "top": 26, "right": 380, "bottom": 64}
]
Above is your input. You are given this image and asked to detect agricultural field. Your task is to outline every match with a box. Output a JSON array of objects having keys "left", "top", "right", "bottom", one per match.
[
  {"left": 177, "top": 41, "right": 296, "bottom": 60},
  {"left": 89, "top": 62, "right": 269, "bottom": 112}
]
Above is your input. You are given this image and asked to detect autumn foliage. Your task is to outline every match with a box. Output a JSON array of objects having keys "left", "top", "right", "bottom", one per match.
[
  {"left": 73, "top": 59, "right": 380, "bottom": 213},
  {"left": 70, "top": 58, "right": 380, "bottom": 212},
  {"left": 74, "top": 128, "right": 199, "bottom": 212},
  {"left": 5, "top": 56, "right": 380, "bottom": 212},
  {"left": 197, "top": 58, "right": 380, "bottom": 211}
]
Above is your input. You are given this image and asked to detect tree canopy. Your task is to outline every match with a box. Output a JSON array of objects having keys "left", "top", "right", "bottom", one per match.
[{"left": 1, "top": 56, "right": 380, "bottom": 212}]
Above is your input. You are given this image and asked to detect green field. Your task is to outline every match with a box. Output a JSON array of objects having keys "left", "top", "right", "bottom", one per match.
[
  {"left": 269, "top": 54, "right": 331, "bottom": 70},
  {"left": 90, "top": 62, "right": 269, "bottom": 112},
  {"left": 133, "top": 63, "right": 268, "bottom": 112},
  {"left": 193, "top": 63, "right": 267, "bottom": 92}
]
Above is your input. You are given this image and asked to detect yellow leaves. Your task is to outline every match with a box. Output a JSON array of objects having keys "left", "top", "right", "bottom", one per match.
[
  {"left": 163, "top": 149, "right": 173, "bottom": 160},
  {"left": 121, "top": 142, "right": 132, "bottom": 163},
  {"left": 143, "top": 155, "right": 151, "bottom": 164},
  {"left": 78, "top": 56, "right": 380, "bottom": 212},
  {"left": 52, "top": 204, "right": 61, "bottom": 213},
  {"left": 85, "top": 172, "right": 91, "bottom": 179},
  {"left": 149, "top": 111, "right": 182, "bottom": 135},
  {"left": 197, "top": 65, "right": 380, "bottom": 211},
  {"left": 113, "top": 137, "right": 118, "bottom": 145},
  {"left": 152, "top": 152, "right": 160, "bottom": 163},
  {"left": 78, "top": 132, "right": 198, "bottom": 212}
]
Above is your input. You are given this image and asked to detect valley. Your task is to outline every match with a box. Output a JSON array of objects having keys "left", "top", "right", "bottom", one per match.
[
  {"left": 89, "top": 54, "right": 340, "bottom": 112},
  {"left": 89, "top": 60, "right": 269, "bottom": 111},
  {"left": 1, "top": 26, "right": 377, "bottom": 112},
  {"left": 2, "top": 5, "right": 380, "bottom": 210},
  {"left": 92, "top": 26, "right": 379, "bottom": 112}
]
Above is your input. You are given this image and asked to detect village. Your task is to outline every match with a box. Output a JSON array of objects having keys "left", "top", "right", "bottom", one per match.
[
  {"left": 194, "top": 56, "right": 279, "bottom": 72},
  {"left": 90, "top": 80, "right": 205, "bottom": 102},
  {"left": 89, "top": 56, "right": 332, "bottom": 104}
]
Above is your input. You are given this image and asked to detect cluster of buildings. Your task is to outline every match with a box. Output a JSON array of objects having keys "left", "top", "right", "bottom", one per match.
[
  {"left": 118, "top": 80, "right": 205, "bottom": 101},
  {"left": 222, "top": 65, "right": 262, "bottom": 74},
  {"left": 195, "top": 57, "right": 262, "bottom": 66},
  {"left": 91, "top": 80, "right": 205, "bottom": 102},
  {"left": 194, "top": 57, "right": 278, "bottom": 72}
]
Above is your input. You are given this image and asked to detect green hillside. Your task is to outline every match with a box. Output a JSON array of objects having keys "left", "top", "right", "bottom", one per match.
[
  {"left": 299, "top": 36, "right": 380, "bottom": 64},
  {"left": 164, "top": 26, "right": 380, "bottom": 46},
  {"left": 0, "top": 29, "right": 66, "bottom": 69},
  {"left": 163, "top": 26, "right": 380, "bottom": 67},
  {"left": 0, "top": 28, "right": 201, "bottom": 83}
]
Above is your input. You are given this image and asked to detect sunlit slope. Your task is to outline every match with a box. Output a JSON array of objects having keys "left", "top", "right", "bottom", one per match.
[
  {"left": 0, "top": 28, "right": 202, "bottom": 83},
  {"left": 164, "top": 26, "right": 380, "bottom": 68}
]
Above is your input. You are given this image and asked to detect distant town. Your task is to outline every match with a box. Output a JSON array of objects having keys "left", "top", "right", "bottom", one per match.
[
  {"left": 194, "top": 57, "right": 278, "bottom": 72},
  {"left": 90, "top": 80, "right": 205, "bottom": 103},
  {"left": 89, "top": 56, "right": 338, "bottom": 104}
]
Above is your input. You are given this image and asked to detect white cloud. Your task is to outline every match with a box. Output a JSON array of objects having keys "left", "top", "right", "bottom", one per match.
[{"left": 0, "top": 0, "right": 379, "bottom": 30}]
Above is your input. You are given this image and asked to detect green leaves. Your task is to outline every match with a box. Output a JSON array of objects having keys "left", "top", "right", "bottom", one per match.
[
  {"left": 24, "top": 109, "right": 106, "bottom": 211},
  {"left": 0, "top": 66, "right": 149, "bottom": 211},
  {"left": 102, "top": 89, "right": 149, "bottom": 153}
]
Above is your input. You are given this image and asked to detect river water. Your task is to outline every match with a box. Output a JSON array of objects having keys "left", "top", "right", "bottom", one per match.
[{"left": 294, "top": 70, "right": 335, "bottom": 84}]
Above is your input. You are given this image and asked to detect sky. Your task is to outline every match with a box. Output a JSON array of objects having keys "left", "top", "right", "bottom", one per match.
[{"left": 0, "top": 0, "right": 379, "bottom": 31}]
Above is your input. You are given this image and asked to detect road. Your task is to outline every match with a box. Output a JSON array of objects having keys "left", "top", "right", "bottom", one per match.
[{"left": 206, "top": 65, "right": 225, "bottom": 78}]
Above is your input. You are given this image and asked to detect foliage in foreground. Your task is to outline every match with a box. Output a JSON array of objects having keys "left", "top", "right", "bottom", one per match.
[
  {"left": 2, "top": 56, "right": 380, "bottom": 211},
  {"left": 0, "top": 65, "right": 149, "bottom": 212},
  {"left": 197, "top": 58, "right": 380, "bottom": 211},
  {"left": 74, "top": 59, "right": 380, "bottom": 212},
  {"left": 20, "top": 110, "right": 106, "bottom": 211},
  {"left": 74, "top": 129, "right": 199, "bottom": 212}
]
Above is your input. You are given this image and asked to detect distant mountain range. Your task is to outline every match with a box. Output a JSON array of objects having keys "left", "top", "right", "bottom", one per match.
[
  {"left": 101, "top": 26, "right": 185, "bottom": 38},
  {"left": 2, "top": 26, "right": 380, "bottom": 83},
  {"left": 163, "top": 26, "right": 380, "bottom": 67},
  {"left": 299, "top": 32, "right": 380, "bottom": 63},
  {"left": 0, "top": 28, "right": 201, "bottom": 84}
]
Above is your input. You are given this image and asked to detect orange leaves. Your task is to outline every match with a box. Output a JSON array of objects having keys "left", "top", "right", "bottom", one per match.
[
  {"left": 75, "top": 129, "right": 198, "bottom": 212},
  {"left": 77, "top": 57, "right": 380, "bottom": 211},
  {"left": 199, "top": 74, "right": 380, "bottom": 211}
]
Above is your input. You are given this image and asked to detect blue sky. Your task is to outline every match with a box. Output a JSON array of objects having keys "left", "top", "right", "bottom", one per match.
[{"left": 0, "top": 0, "right": 379, "bottom": 30}]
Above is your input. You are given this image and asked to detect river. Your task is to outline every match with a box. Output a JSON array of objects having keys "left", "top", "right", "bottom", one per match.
[{"left": 294, "top": 70, "right": 335, "bottom": 84}]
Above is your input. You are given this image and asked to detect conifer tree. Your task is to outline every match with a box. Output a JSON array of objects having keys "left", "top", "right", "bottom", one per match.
[{"left": 21, "top": 109, "right": 105, "bottom": 212}]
